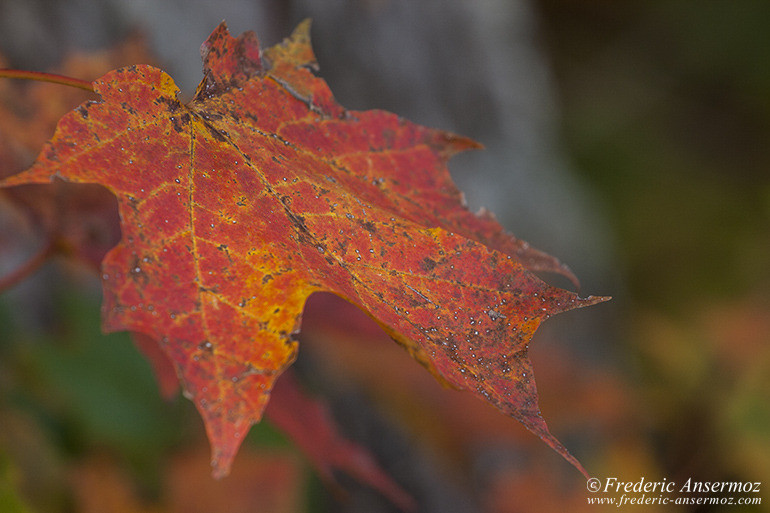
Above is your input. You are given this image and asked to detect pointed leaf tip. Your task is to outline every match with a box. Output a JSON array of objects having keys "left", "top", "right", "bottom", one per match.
[
  {"left": 266, "top": 18, "right": 317, "bottom": 70},
  {"left": 205, "top": 408, "right": 256, "bottom": 480},
  {"left": 436, "top": 131, "right": 483, "bottom": 158},
  {"left": 549, "top": 293, "right": 611, "bottom": 317},
  {"left": 197, "top": 20, "right": 263, "bottom": 98},
  {"left": 578, "top": 294, "right": 612, "bottom": 308},
  {"left": 292, "top": 18, "right": 313, "bottom": 42},
  {"left": 288, "top": 19, "right": 313, "bottom": 61},
  {"left": 543, "top": 434, "right": 591, "bottom": 480}
]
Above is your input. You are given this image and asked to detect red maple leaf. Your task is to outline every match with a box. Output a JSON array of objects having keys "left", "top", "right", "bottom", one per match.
[{"left": 0, "top": 21, "right": 607, "bottom": 480}]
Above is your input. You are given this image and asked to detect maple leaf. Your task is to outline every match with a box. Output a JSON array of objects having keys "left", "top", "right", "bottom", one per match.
[
  {"left": 0, "top": 20, "right": 607, "bottom": 479},
  {"left": 0, "top": 37, "right": 414, "bottom": 503},
  {"left": 0, "top": 39, "right": 153, "bottom": 276}
]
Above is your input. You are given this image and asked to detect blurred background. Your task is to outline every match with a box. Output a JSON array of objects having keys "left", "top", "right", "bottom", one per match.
[{"left": 0, "top": 0, "right": 768, "bottom": 511}]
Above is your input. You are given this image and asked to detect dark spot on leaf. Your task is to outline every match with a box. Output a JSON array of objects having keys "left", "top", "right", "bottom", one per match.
[
  {"left": 360, "top": 220, "right": 376, "bottom": 233},
  {"left": 420, "top": 257, "right": 437, "bottom": 272},
  {"left": 283, "top": 332, "right": 300, "bottom": 348},
  {"left": 155, "top": 95, "right": 181, "bottom": 113},
  {"left": 170, "top": 113, "right": 190, "bottom": 133},
  {"left": 120, "top": 102, "right": 137, "bottom": 115},
  {"left": 202, "top": 120, "right": 228, "bottom": 142},
  {"left": 282, "top": 198, "right": 309, "bottom": 236}
]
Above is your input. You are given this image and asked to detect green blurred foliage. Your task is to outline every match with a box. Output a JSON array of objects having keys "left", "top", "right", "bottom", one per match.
[
  {"left": 538, "top": 0, "right": 770, "bottom": 509},
  {"left": 0, "top": 278, "right": 178, "bottom": 507},
  {"left": 539, "top": 0, "right": 770, "bottom": 311}
]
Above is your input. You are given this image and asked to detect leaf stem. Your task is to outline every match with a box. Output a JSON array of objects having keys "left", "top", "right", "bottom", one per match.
[
  {"left": 0, "top": 239, "right": 57, "bottom": 293},
  {"left": 0, "top": 69, "right": 94, "bottom": 92}
]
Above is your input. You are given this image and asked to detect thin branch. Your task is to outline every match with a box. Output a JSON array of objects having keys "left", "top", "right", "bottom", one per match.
[
  {"left": 0, "top": 240, "right": 57, "bottom": 293},
  {"left": 0, "top": 69, "right": 94, "bottom": 92}
]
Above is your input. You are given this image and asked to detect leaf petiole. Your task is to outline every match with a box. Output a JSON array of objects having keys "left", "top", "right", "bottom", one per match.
[
  {"left": 0, "top": 68, "right": 94, "bottom": 92},
  {"left": 0, "top": 239, "right": 57, "bottom": 293}
]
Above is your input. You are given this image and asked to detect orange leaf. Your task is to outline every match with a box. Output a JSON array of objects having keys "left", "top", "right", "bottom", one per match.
[{"left": 1, "top": 21, "right": 607, "bottom": 479}]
